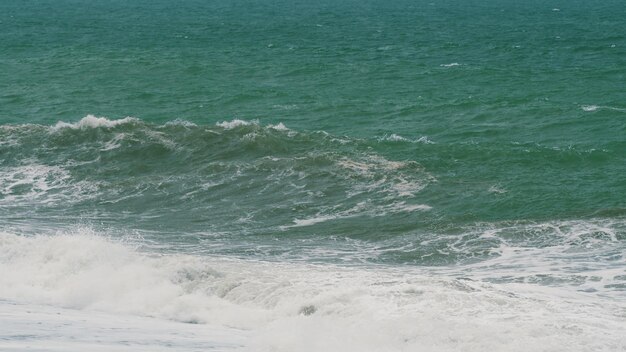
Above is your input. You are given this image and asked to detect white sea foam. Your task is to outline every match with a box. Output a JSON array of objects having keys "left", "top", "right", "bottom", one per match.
[
  {"left": 100, "top": 132, "right": 126, "bottom": 151},
  {"left": 0, "top": 164, "right": 75, "bottom": 206},
  {"left": 437, "top": 219, "right": 626, "bottom": 295},
  {"left": 216, "top": 119, "right": 257, "bottom": 129},
  {"left": 440, "top": 62, "right": 460, "bottom": 67},
  {"left": 0, "top": 300, "right": 246, "bottom": 352},
  {"left": 581, "top": 105, "right": 626, "bottom": 113},
  {"left": 267, "top": 122, "right": 289, "bottom": 131},
  {"left": 216, "top": 119, "right": 292, "bottom": 135},
  {"left": 390, "top": 177, "right": 429, "bottom": 197},
  {"left": 272, "top": 104, "right": 298, "bottom": 110},
  {"left": 416, "top": 136, "right": 434, "bottom": 144},
  {"left": 382, "top": 133, "right": 409, "bottom": 142},
  {"left": 338, "top": 155, "right": 413, "bottom": 173},
  {"left": 0, "top": 163, "right": 100, "bottom": 206},
  {"left": 0, "top": 164, "right": 69, "bottom": 201},
  {"left": 164, "top": 119, "right": 198, "bottom": 128},
  {"left": 337, "top": 155, "right": 433, "bottom": 199},
  {"left": 143, "top": 129, "right": 178, "bottom": 150},
  {"left": 285, "top": 201, "right": 429, "bottom": 228},
  {"left": 488, "top": 184, "right": 507, "bottom": 194},
  {"left": 378, "top": 134, "right": 434, "bottom": 144},
  {"left": 0, "top": 230, "right": 624, "bottom": 351},
  {"left": 291, "top": 215, "right": 338, "bottom": 227},
  {"left": 53, "top": 115, "right": 138, "bottom": 130},
  {"left": 581, "top": 105, "right": 599, "bottom": 112}
]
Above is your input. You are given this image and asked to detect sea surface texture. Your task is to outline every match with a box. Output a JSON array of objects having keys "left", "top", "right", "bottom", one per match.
[{"left": 1, "top": 0, "right": 625, "bottom": 351}]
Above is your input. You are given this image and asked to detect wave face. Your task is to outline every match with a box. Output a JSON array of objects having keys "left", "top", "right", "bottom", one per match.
[{"left": 1, "top": 116, "right": 625, "bottom": 267}]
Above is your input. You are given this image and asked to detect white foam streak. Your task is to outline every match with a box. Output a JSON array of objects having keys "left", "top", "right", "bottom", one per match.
[
  {"left": 337, "top": 155, "right": 433, "bottom": 199},
  {"left": 286, "top": 200, "right": 431, "bottom": 228},
  {"left": 291, "top": 215, "right": 337, "bottom": 227},
  {"left": 581, "top": 105, "right": 626, "bottom": 112},
  {"left": 164, "top": 119, "right": 198, "bottom": 128},
  {"left": 100, "top": 132, "right": 126, "bottom": 151},
  {"left": 379, "top": 134, "right": 434, "bottom": 144}
]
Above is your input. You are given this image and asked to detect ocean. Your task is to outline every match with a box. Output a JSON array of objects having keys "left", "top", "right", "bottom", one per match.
[{"left": 1, "top": 0, "right": 625, "bottom": 351}]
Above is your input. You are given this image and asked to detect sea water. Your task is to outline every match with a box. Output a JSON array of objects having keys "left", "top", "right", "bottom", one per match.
[{"left": 1, "top": 0, "right": 625, "bottom": 351}]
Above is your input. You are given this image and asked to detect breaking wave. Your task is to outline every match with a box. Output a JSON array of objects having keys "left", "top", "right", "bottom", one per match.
[{"left": 1, "top": 230, "right": 624, "bottom": 351}]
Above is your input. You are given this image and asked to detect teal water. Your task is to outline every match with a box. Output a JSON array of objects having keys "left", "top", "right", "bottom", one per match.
[
  {"left": 2, "top": 0, "right": 625, "bottom": 263},
  {"left": 1, "top": 1, "right": 626, "bottom": 350}
]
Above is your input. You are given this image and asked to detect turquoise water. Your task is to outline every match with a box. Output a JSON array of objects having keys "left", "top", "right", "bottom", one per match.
[{"left": 1, "top": 1, "right": 625, "bottom": 350}]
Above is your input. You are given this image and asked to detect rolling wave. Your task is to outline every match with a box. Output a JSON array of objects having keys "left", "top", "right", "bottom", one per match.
[
  {"left": 1, "top": 116, "right": 624, "bottom": 267},
  {"left": 0, "top": 116, "right": 435, "bottom": 232}
]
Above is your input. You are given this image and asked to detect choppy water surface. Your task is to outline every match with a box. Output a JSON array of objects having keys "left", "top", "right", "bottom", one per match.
[{"left": 1, "top": 0, "right": 625, "bottom": 351}]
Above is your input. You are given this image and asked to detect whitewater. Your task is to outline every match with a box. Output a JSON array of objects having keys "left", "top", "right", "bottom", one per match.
[
  {"left": 1, "top": 227, "right": 625, "bottom": 351},
  {"left": 2, "top": 0, "right": 626, "bottom": 349}
]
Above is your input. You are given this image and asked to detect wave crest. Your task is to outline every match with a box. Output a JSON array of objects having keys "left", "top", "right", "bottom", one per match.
[
  {"left": 52, "top": 115, "right": 139, "bottom": 130},
  {"left": 215, "top": 119, "right": 258, "bottom": 129}
]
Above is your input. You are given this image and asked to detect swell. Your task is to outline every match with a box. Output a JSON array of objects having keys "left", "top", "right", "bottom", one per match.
[
  {"left": 1, "top": 116, "right": 624, "bottom": 266},
  {"left": 0, "top": 116, "right": 439, "bottom": 266}
]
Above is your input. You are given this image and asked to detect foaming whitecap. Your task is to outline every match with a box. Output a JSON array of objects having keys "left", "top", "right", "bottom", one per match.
[
  {"left": 216, "top": 119, "right": 258, "bottom": 129},
  {"left": 488, "top": 184, "right": 507, "bottom": 194},
  {"left": 53, "top": 115, "right": 138, "bottom": 130},
  {"left": 267, "top": 122, "right": 289, "bottom": 131},
  {"left": 216, "top": 119, "right": 293, "bottom": 134},
  {"left": 581, "top": 105, "right": 599, "bottom": 112}
]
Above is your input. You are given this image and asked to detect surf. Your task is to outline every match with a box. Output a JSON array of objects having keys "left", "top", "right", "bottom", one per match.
[{"left": 1, "top": 229, "right": 624, "bottom": 351}]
